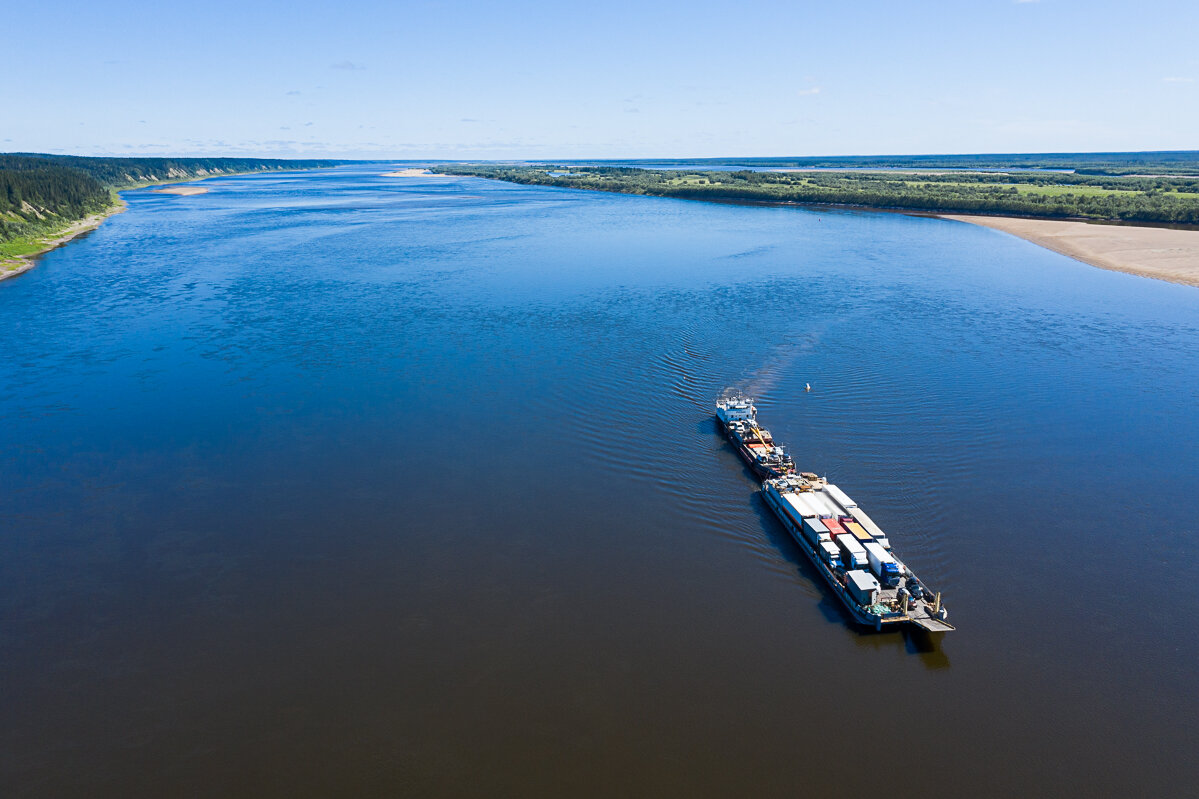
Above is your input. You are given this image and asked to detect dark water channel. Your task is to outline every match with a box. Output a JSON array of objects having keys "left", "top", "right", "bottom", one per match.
[{"left": 1, "top": 166, "right": 1197, "bottom": 797}]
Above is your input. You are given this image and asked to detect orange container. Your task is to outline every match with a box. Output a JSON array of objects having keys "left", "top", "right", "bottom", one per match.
[{"left": 844, "top": 520, "right": 873, "bottom": 542}]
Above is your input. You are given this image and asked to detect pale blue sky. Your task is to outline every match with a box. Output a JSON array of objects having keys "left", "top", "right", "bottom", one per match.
[{"left": 4, "top": 0, "right": 1196, "bottom": 158}]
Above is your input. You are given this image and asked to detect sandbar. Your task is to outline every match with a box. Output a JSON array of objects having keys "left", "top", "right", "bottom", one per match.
[
  {"left": 152, "top": 185, "right": 209, "bottom": 195},
  {"left": 940, "top": 215, "right": 1199, "bottom": 288},
  {"left": 382, "top": 168, "right": 436, "bottom": 177}
]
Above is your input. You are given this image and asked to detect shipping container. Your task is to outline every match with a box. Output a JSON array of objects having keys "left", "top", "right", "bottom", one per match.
[
  {"left": 803, "top": 489, "right": 844, "bottom": 517},
  {"left": 825, "top": 483, "right": 857, "bottom": 511},
  {"left": 823, "top": 517, "right": 847, "bottom": 537},
  {"left": 848, "top": 507, "right": 890, "bottom": 549},
  {"left": 846, "top": 506, "right": 882, "bottom": 535},
  {"left": 844, "top": 520, "right": 873, "bottom": 543},
  {"left": 835, "top": 534, "right": 868, "bottom": 569},
  {"left": 802, "top": 517, "right": 831, "bottom": 545},
  {"left": 775, "top": 493, "right": 807, "bottom": 527},
  {"left": 864, "top": 541, "right": 901, "bottom": 586},
  {"left": 819, "top": 541, "right": 842, "bottom": 567},
  {"left": 846, "top": 570, "right": 880, "bottom": 605},
  {"left": 783, "top": 492, "right": 820, "bottom": 520}
]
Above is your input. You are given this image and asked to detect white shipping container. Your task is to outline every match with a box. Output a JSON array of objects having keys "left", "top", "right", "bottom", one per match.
[
  {"left": 835, "top": 534, "right": 867, "bottom": 568},
  {"left": 864, "top": 541, "right": 892, "bottom": 568},
  {"left": 819, "top": 541, "right": 842, "bottom": 565},
  {"left": 825, "top": 483, "right": 857, "bottom": 511},
  {"left": 803, "top": 489, "right": 844, "bottom": 517},
  {"left": 864, "top": 541, "right": 901, "bottom": 586},
  {"left": 847, "top": 506, "right": 886, "bottom": 539},
  {"left": 802, "top": 517, "right": 831, "bottom": 545},
  {"left": 783, "top": 492, "right": 820, "bottom": 520}
]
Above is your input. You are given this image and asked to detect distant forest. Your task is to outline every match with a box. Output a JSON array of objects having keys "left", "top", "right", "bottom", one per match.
[
  {"left": 1, "top": 154, "right": 341, "bottom": 245},
  {"left": 558, "top": 151, "right": 1199, "bottom": 176},
  {"left": 0, "top": 156, "right": 112, "bottom": 233},
  {"left": 435, "top": 163, "right": 1199, "bottom": 225}
]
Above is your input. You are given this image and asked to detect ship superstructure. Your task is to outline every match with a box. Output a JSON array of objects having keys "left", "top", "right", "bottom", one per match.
[{"left": 715, "top": 393, "right": 795, "bottom": 480}]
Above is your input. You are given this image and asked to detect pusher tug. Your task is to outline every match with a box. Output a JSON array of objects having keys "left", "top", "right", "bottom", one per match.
[{"left": 714, "top": 393, "right": 795, "bottom": 479}]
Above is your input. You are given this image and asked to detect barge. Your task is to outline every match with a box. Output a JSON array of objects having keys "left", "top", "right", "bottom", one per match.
[{"left": 717, "top": 393, "right": 954, "bottom": 633}]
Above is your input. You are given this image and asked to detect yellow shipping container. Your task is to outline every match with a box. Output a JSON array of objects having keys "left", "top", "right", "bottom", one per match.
[{"left": 844, "top": 520, "right": 873, "bottom": 542}]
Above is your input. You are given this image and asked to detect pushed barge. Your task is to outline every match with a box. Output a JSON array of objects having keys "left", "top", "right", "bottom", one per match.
[
  {"left": 718, "top": 393, "right": 954, "bottom": 633},
  {"left": 715, "top": 394, "right": 795, "bottom": 479}
]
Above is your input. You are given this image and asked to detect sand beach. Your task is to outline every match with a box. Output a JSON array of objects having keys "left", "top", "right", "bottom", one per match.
[
  {"left": 940, "top": 215, "right": 1199, "bottom": 288},
  {"left": 1, "top": 204, "right": 126, "bottom": 283},
  {"left": 152, "top": 185, "right": 209, "bottom": 195}
]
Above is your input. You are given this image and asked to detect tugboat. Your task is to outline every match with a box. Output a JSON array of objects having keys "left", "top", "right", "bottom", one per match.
[{"left": 715, "top": 391, "right": 795, "bottom": 479}]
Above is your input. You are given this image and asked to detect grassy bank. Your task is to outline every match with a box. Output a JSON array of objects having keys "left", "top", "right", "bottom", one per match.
[
  {"left": 1, "top": 154, "right": 350, "bottom": 281},
  {"left": 1, "top": 195, "right": 125, "bottom": 280},
  {"left": 433, "top": 164, "right": 1199, "bottom": 225}
]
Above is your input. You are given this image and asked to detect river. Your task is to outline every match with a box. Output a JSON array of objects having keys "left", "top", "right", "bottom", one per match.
[{"left": 1, "top": 165, "right": 1196, "bottom": 797}]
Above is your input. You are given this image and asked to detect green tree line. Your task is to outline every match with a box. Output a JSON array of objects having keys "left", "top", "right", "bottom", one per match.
[
  {"left": 1, "top": 156, "right": 113, "bottom": 243},
  {"left": 550, "top": 151, "right": 1199, "bottom": 176},
  {"left": 434, "top": 165, "right": 1199, "bottom": 225},
  {"left": 15, "top": 154, "right": 342, "bottom": 188},
  {"left": 1, "top": 154, "right": 342, "bottom": 244}
]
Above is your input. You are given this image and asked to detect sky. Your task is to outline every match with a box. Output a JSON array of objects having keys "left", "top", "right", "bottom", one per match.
[{"left": 3, "top": 0, "right": 1197, "bottom": 159}]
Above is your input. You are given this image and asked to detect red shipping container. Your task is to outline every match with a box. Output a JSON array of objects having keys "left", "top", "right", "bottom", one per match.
[{"left": 823, "top": 517, "right": 846, "bottom": 536}]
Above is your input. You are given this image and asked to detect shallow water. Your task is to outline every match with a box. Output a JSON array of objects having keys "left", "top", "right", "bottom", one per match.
[{"left": 1, "top": 166, "right": 1197, "bottom": 797}]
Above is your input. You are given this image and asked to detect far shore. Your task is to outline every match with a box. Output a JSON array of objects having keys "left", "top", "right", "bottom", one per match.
[
  {"left": 152, "top": 185, "right": 209, "bottom": 195},
  {"left": 0, "top": 202, "right": 126, "bottom": 283},
  {"left": 940, "top": 214, "right": 1199, "bottom": 288}
]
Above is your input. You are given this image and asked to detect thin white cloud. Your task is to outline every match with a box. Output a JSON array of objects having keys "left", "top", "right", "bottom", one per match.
[
  {"left": 330, "top": 61, "right": 365, "bottom": 71},
  {"left": 1163, "top": 76, "right": 1194, "bottom": 83},
  {"left": 797, "top": 87, "right": 821, "bottom": 97}
]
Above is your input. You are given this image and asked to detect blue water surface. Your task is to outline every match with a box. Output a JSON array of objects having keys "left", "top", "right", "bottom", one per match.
[{"left": 1, "top": 165, "right": 1196, "bottom": 797}]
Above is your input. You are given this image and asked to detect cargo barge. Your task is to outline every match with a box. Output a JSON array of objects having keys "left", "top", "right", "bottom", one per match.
[
  {"left": 717, "top": 393, "right": 954, "bottom": 633},
  {"left": 715, "top": 393, "right": 795, "bottom": 479}
]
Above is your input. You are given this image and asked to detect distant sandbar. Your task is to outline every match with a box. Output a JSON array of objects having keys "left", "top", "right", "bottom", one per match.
[
  {"left": 153, "top": 185, "right": 209, "bottom": 195},
  {"left": 382, "top": 168, "right": 437, "bottom": 177},
  {"left": 940, "top": 214, "right": 1199, "bottom": 288}
]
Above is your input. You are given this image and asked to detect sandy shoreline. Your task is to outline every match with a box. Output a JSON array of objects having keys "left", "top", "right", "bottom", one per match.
[
  {"left": 153, "top": 185, "right": 209, "bottom": 195},
  {"left": 382, "top": 168, "right": 436, "bottom": 177},
  {"left": 940, "top": 214, "right": 1199, "bottom": 288},
  {"left": 1, "top": 203, "right": 127, "bottom": 283}
]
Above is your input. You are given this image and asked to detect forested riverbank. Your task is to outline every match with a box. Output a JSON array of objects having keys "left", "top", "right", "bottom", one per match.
[
  {"left": 1, "top": 155, "right": 344, "bottom": 276},
  {"left": 433, "top": 164, "right": 1199, "bottom": 226}
]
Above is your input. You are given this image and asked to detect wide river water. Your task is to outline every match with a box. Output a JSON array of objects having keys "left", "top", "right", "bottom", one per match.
[{"left": 2, "top": 166, "right": 1197, "bottom": 797}]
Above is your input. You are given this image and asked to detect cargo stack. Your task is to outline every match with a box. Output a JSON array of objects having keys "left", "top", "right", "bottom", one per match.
[
  {"left": 802, "top": 517, "right": 831, "bottom": 546},
  {"left": 835, "top": 534, "right": 868, "bottom": 569},
  {"left": 718, "top": 393, "right": 954, "bottom": 632}
]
